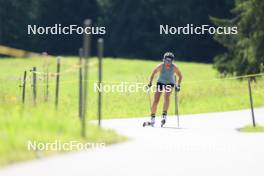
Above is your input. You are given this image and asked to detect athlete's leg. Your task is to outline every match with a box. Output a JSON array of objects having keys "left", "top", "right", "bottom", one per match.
[
  {"left": 144, "top": 83, "right": 163, "bottom": 126},
  {"left": 151, "top": 90, "right": 162, "bottom": 115},
  {"left": 143, "top": 90, "right": 162, "bottom": 127},
  {"left": 163, "top": 86, "right": 173, "bottom": 113},
  {"left": 160, "top": 86, "right": 173, "bottom": 127}
]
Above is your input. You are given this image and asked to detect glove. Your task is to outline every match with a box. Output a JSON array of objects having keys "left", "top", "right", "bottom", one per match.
[
  {"left": 148, "top": 82, "right": 152, "bottom": 88},
  {"left": 175, "top": 85, "right": 180, "bottom": 92}
]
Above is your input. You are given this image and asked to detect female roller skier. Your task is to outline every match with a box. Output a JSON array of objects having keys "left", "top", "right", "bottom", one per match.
[{"left": 143, "top": 52, "right": 183, "bottom": 127}]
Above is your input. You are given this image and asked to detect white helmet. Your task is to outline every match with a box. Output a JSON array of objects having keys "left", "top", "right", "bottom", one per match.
[{"left": 163, "top": 52, "right": 175, "bottom": 63}]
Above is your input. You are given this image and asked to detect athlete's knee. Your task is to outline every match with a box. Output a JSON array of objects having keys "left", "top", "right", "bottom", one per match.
[{"left": 164, "top": 95, "right": 170, "bottom": 102}]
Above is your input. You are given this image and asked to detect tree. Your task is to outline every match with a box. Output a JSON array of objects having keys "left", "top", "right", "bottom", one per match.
[
  {"left": 34, "top": 0, "right": 100, "bottom": 55},
  {"left": 0, "top": 0, "right": 235, "bottom": 60},
  {"left": 99, "top": 0, "right": 234, "bottom": 61},
  {"left": 0, "top": 0, "right": 40, "bottom": 50},
  {"left": 212, "top": 0, "right": 264, "bottom": 76},
  {"left": 0, "top": 0, "right": 100, "bottom": 55}
]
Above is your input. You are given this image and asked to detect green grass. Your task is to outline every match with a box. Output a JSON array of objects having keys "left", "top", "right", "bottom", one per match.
[
  {"left": 0, "top": 57, "right": 263, "bottom": 119},
  {"left": 0, "top": 57, "right": 264, "bottom": 165},
  {"left": 239, "top": 124, "right": 264, "bottom": 132},
  {"left": 0, "top": 102, "right": 126, "bottom": 166},
  {"left": 0, "top": 57, "right": 129, "bottom": 166}
]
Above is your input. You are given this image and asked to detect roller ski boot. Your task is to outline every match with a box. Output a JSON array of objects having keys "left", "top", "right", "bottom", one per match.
[
  {"left": 161, "top": 114, "right": 167, "bottom": 127},
  {"left": 143, "top": 117, "right": 155, "bottom": 127}
]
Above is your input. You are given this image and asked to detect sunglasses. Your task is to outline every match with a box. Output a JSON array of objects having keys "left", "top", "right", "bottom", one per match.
[{"left": 164, "top": 57, "right": 172, "bottom": 64}]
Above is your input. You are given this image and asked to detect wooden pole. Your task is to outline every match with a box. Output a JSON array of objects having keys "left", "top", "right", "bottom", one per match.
[
  {"left": 82, "top": 19, "right": 92, "bottom": 137},
  {"left": 32, "top": 67, "right": 37, "bottom": 105},
  {"left": 79, "top": 48, "right": 84, "bottom": 119},
  {"left": 45, "top": 69, "right": 49, "bottom": 102},
  {"left": 55, "top": 57, "right": 61, "bottom": 109},
  {"left": 97, "top": 38, "right": 104, "bottom": 127},
  {"left": 22, "top": 71, "right": 27, "bottom": 104}
]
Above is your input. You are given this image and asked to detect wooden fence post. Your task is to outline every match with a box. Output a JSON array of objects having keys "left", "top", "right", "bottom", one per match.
[
  {"left": 97, "top": 38, "right": 104, "bottom": 127},
  {"left": 55, "top": 57, "right": 61, "bottom": 109},
  {"left": 44, "top": 69, "right": 49, "bottom": 102},
  {"left": 81, "top": 19, "right": 92, "bottom": 137},
  {"left": 22, "top": 71, "right": 27, "bottom": 104},
  {"left": 79, "top": 48, "right": 84, "bottom": 119},
  {"left": 32, "top": 67, "right": 37, "bottom": 105}
]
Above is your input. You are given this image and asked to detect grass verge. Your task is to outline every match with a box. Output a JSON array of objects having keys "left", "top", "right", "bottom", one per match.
[
  {"left": 0, "top": 103, "right": 126, "bottom": 166},
  {"left": 239, "top": 124, "right": 264, "bottom": 132}
]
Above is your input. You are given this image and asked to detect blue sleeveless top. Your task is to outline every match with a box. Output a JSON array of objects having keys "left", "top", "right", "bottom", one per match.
[{"left": 157, "top": 64, "right": 176, "bottom": 84}]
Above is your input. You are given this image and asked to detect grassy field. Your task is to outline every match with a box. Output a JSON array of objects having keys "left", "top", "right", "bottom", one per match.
[
  {"left": 0, "top": 57, "right": 263, "bottom": 165},
  {"left": 0, "top": 57, "right": 130, "bottom": 166},
  {"left": 0, "top": 110, "right": 125, "bottom": 165},
  {"left": 1, "top": 57, "right": 264, "bottom": 118}
]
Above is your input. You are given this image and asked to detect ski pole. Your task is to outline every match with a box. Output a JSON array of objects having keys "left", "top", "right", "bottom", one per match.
[
  {"left": 147, "top": 86, "right": 152, "bottom": 113},
  {"left": 141, "top": 76, "right": 152, "bottom": 113},
  {"left": 175, "top": 89, "right": 179, "bottom": 128},
  {"left": 175, "top": 76, "right": 180, "bottom": 128}
]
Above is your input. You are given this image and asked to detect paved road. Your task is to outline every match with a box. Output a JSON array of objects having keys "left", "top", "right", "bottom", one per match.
[{"left": 1, "top": 108, "right": 264, "bottom": 176}]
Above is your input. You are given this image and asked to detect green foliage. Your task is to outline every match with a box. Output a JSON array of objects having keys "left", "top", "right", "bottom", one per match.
[
  {"left": 99, "top": 0, "right": 234, "bottom": 61},
  {"left": 0, "top": 0, "right": 100, "bottom": 54},
  {"left": 0, "top": 0, "right": 40, "bottom": 48},
  {"left": 0, "top": 0, "right": 234, "bottom": 61},
  {"left": 212, "top": 0, "right": 264, "bottom": 76}
]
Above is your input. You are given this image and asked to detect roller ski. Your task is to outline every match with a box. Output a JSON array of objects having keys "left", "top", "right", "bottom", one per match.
[{"left": 143, "top": 117, "right": 155, "bottom": 127}]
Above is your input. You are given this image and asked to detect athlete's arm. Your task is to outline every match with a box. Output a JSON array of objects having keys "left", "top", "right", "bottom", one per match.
[
  {"left": 174, "top": 64, "right": 183, "bottom": 86},
  {"left": 149, "top": 64, "right": 162, "bottom": 85}
]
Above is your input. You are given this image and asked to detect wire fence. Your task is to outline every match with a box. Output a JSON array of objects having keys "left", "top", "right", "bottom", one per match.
[{"left": 1, "top": 58, "right": 263, "bottom": 111}]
